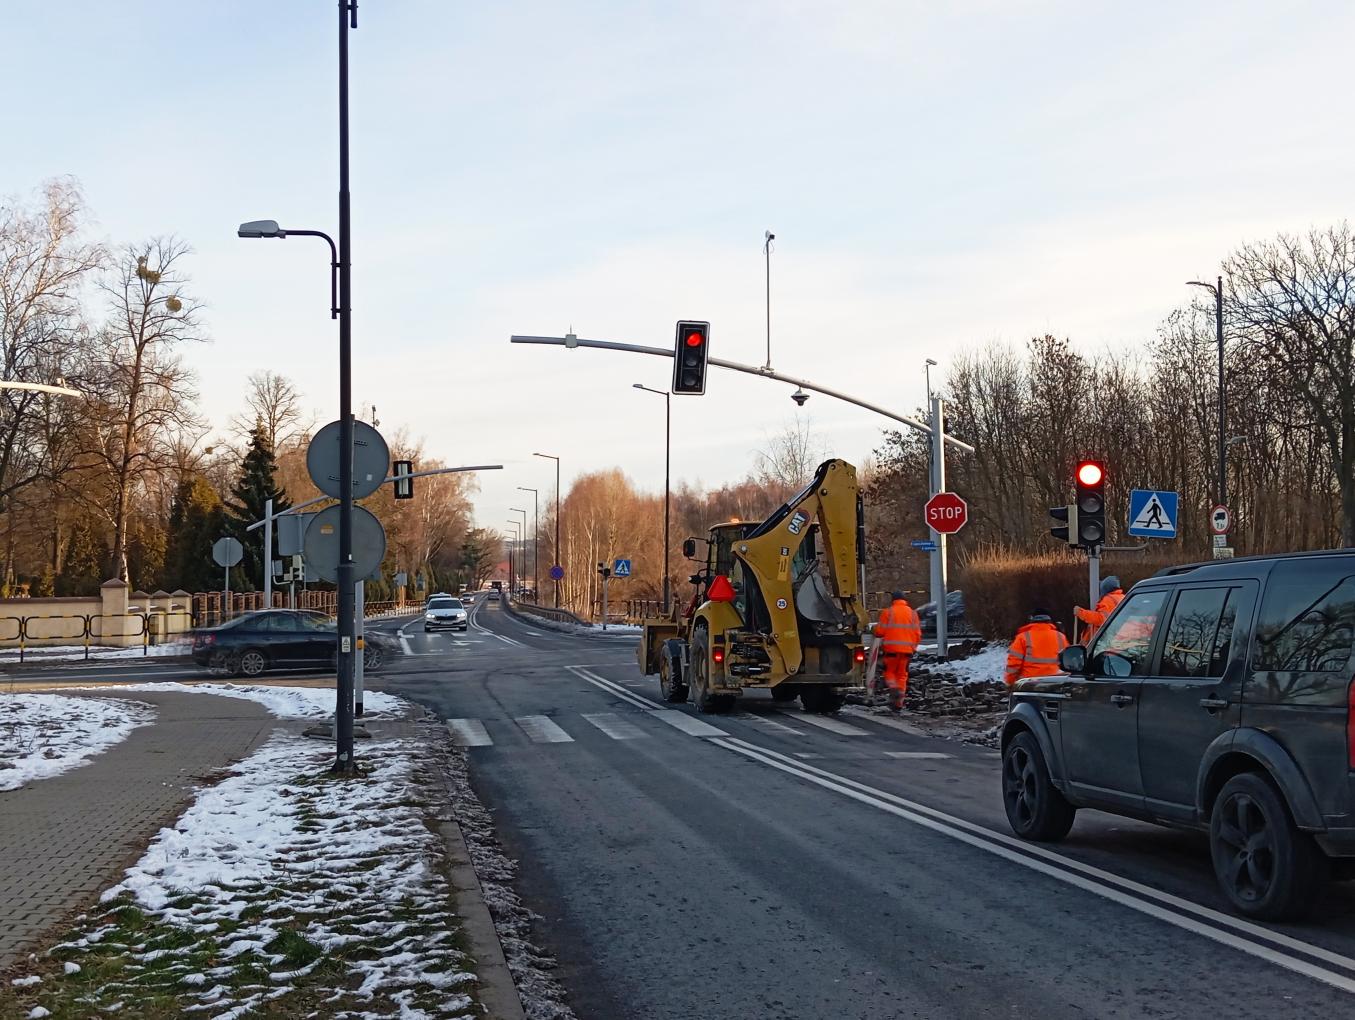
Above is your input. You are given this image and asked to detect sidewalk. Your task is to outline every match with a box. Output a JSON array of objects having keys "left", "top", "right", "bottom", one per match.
[{"left": 0, "top": 690, "right": 273, "bottom": 967}]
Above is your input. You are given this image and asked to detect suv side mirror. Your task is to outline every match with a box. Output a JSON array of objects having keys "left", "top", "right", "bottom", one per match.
[
  {"left": 682, "top": 538, "right": 698, "bottom": 558},
  {"left": 1059, "top": 645, "right": 1087, "bottom": 675}
]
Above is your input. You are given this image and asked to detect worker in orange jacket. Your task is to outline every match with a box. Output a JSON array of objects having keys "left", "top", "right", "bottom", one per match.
[
  {"left": 874, "top": 591, "right": 921, "bottom": 711},
  {"left": 1005, "top": 609, "right": 1069, "bottom": 686},
  {"left": 1075, "top": 575, "right": 1124, "bottom": 645}
]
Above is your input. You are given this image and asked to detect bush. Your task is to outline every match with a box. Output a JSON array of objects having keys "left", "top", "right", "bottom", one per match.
[{"left": 955, "top": 546, "right": 1183, "bottom": 642}]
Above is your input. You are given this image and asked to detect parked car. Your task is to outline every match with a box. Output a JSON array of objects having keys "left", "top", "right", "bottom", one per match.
[
  {"left": 191, "top": 610, "right": 399, "bottom": 678},
  {"left": 1001, "top": 551, "right": 1355, "bottom": 920},
  {"left": 423, "top": 595, "right": 468, "bottom": 632}
]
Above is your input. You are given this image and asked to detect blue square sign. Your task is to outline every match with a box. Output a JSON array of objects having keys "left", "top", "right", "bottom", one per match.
[
  {"left": 1127, "top": 489, "right": 1179, "bottom": 539},
  {"left": 613, "top": 558, "right": 632, "bottom": 577}
]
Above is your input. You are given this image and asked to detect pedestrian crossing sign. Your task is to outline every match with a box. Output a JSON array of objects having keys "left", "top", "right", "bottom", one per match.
[
  {"left": 1127, "top": 489, "right": 1179, "bottom": 539},
  {"left": 613, "top": 558, "right": 632, "bottom": 578}
]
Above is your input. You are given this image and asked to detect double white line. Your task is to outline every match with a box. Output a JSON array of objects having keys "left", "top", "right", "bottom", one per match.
[
  {"left": 468, "top": 599, "right": 525, "bottom": 647},
  {"left": 710, "top": 736, "right": 1355, "bottom": 994}
]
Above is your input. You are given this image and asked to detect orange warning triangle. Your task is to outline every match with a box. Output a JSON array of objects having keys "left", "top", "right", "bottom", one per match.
[{"left": 707, "top": 574, "right": 735, "bottom": 602}]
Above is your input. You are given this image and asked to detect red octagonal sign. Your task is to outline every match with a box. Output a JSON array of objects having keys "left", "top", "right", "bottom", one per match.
[{"left": 924, "top": 492, "right": 969, "bottom": 535}]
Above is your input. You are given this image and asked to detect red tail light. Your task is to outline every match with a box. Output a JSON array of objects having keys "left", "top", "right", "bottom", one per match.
[
  {"left": 854, "top": 648, "right": 866, "bottom": 663},
  {"left": 712, "top": 649, "right": 724, "bottom": 664},
  {"left": 1347, "top": 680, "right": 1355, "bottom": 769}
]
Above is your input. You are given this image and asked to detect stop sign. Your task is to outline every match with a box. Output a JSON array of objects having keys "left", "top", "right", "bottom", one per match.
[{"left": 924, "top": 492, "right": 969, "bottom": 535}]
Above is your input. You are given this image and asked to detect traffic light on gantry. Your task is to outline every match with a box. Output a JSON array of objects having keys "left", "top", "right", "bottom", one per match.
[
  {"left": 1074, "top": 460, "right": 1106, "bottom": 549},
  {"left": 671, "top": 320, "right": 710, "bottom": 395}
]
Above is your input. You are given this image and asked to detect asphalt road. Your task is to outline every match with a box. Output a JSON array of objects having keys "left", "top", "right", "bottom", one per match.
[{"left": 21, "top": 597, "right": 1355, "bottom": 1017}]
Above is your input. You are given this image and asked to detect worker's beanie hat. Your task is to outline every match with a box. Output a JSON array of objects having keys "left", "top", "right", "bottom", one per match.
[
  {"left": 1029, "top": 607, "right": 1053, "bottom": 622},
  {"left": 1101, "top": 575, "right": 1122, "bottom": 597},
  {"left": 891, "top": 590, "right": 907, "bottom": 601}
]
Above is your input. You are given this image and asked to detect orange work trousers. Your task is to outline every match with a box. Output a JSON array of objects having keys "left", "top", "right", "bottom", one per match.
[{"left": 883, "top": 653, "right": 911, "bottom": 700}]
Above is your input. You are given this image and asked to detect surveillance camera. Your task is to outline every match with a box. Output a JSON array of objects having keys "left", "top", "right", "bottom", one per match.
[{"left": 791, "top": 388, "right": 809, "bottom": 407}]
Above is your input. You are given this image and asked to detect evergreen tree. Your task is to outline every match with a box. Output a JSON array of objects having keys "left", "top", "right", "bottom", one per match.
[
  {"left": 163, "top": 476, "right": 227, "bottom": 591},
  {"left": 227, "top": 423, "right": 291, "bottom": 592},
  {"left": 55, "top": 517, "right": 106, "bottom": 596}
]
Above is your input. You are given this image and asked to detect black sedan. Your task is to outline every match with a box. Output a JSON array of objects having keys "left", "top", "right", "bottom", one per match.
[{"left": 191, "top": 609, "right": 399, "bottom": 678}]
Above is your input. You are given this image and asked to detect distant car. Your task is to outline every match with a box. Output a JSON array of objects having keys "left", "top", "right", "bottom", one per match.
[
  {"left": 487, "top": 589, "right": 500, "bottom": 601},
  {"left": 424, "top": 595, "right": 468, "bottom": 632},
  {"left": 191, "top": 610, "right": 398, "bottom": 678}
]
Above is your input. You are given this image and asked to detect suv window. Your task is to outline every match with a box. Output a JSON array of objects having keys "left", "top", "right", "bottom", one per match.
[
  {"left": 1160, "top": 588, "right": 1236, "bottom": 678},
  {"left": 1254, "top": 559, "right": 1355, "bottom": 673},
  {"left": 1090, "top": 590, "right": 1166, "bottom": 677}
]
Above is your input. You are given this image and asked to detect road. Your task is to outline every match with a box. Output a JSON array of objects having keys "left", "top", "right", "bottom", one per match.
[
  {"left": 19, "top": 598, "right": 1355, "bottom": 1017},
  {"left": 380, "top": 596, "right": 1355, "bottom": 1019}
]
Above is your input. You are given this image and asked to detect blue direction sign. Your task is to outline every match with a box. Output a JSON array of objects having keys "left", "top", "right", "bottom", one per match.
[
  {"left": 613, "top": 558, "right": 632, "bottom": 578},
  {"left": 549, "top": 564, "right": 565, "bottom": 581},
  {"left": 1127, "top": 489, "right": 1179, "bottom": 539},
  {"left": 910, "top": 539, "right": 938, "bottom": 553}
]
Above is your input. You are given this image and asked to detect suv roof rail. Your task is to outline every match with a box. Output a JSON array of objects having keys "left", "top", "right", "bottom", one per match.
[{"left": 1150, "top": 547, "right": 1355, "bottom": 578}]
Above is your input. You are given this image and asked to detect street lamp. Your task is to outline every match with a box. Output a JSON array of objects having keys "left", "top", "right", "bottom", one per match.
[
  {"left": 517, "top": 486, "right": 539, "bottom": 603},
  {"left": 534, "top": 452, "right": 562, "bottom": 607},
  {"left": 510, "top": 507, "right": 528, "bottom": 595},
  {"left": 633, "top": 383, "right": 672, "bottom": 614},
  {"left": 237, "top": 221, "right": 340, "bottom": 319},
  {"left": 925, "top": 358, "right": 937, "bottom": 410},
  {"left": 506, "top": 521, "right": 521, "bottom": 593},
  {"left": 1187, "top": 276, "right": 1227, "bottom": 509}
]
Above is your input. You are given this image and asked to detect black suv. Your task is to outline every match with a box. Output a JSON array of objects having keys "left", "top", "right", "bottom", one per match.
[{"left": 1001, "top": 552, "right": 1355, "bottom": 919}]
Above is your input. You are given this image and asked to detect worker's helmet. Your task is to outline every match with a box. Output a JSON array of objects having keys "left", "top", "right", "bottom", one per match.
[
  {"left": 1029, "top": 607, "right": 1053, "bottom": 622},
  {"left": 891, "top": 590, "right": 907, "bottom": 602},
  {"left": 1100, "top": 575, "right": 1122, "bottom": 597}
]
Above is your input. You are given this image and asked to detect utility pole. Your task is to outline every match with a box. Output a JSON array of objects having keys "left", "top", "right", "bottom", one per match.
[
  {"left": 929, "top": 395, "right": 949, "bottom": 661},
  {"left": 1187, "top": 276, "right": 1227, "bottom": 509},
  {"left": 633, "top": 383, "right": 672, "bottom": 614},
  {"left": 518, "top": 486, "right": 539, "bottom": 602},
  {"left": 763, "top": 230, "right": 775, "bottom": 370},
  {"left": 333, "top": 0, "right": 359, "bottom": 774},
  {"left": 534, "top": 452, "right": 562, "bottom": 607}
]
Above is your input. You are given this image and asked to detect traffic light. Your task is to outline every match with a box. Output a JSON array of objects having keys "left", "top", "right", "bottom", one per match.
[
  {"left": 671, "top": 320, "right": 710, "bottom": 395},
  {"left": 1075, "top": 459, "right": 1106, "bottom": 548},
  {"left": 1049, "top": 503, "right": 1078, "bottom": 546}
]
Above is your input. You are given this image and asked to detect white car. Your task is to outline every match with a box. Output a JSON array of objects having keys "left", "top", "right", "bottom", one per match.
[{"left": 424, "top": 595, "right": 468, "bottom": 632}]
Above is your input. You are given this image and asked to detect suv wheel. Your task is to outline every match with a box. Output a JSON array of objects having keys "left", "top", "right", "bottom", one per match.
[
  {"left": 1209, "top": 772, "right": 1326, "bottom": 920},
  {"left": 1002, "top": 731, "right": 1075, "bottom": 842}
]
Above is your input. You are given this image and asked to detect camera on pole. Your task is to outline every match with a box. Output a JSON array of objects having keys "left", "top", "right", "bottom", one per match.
[{"left": 671, "top": 320, "right": 710, "bottom": 395}]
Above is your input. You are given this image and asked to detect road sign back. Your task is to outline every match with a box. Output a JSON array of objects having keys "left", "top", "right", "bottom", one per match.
[
  {"left": 1127, "top": 489, "right": 1179, "bottom": 539},
  {"left": 212, "top": 536, "right": 243, "bottom": 567}
]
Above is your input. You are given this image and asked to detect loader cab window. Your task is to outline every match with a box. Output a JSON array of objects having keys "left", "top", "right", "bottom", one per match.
[
  {"left": 709, "top": 529, "right": 736, "bottom": 577},
  {"left": 790, "top": 525, "right": 818, "bottom": 581}
]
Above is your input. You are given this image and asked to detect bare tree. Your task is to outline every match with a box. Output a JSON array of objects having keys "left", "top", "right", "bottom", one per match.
[
  {"left": 754, "top": 415, "right": 829, "bottom": 497},
  {"left": 86, "top": 240, "right": 205, "bottom": 580},
  {"left": 230, "top": 370, "right": 307, "bottom": 452}
]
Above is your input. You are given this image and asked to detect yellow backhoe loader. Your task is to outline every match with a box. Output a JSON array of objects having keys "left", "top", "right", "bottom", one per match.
[{"left": 637, "top": 458, "right": 869, "bottom": 713}]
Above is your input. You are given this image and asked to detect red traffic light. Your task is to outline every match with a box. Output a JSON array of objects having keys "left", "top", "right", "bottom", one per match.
[
  {"left": 685, "top": 332, "right": 703, "bottom": 347},
  {"left": 1077, "top": 461, "right": 1104, "bottom": 486}
]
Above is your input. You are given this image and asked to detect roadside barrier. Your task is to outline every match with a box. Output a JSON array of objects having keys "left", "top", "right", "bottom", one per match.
[
  {"left": 505, "top": 596, "right": 588, "bottom": 626},
  {"left": 3, "top": 609, "right": 193, "bottom": 663}
]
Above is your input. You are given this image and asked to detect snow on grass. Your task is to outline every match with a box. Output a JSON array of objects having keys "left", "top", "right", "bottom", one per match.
[
  {"left": 510, "top": 611, "right": 641, "bottom": 638},
  {"left": 0, "top": 694, "right": 154, "bottom": 792},
  {"left": 74, "top": 681, "right": 407, "bottom": 720},
  {"left": 3, "top": 732, "right": 478, "bottom": 1019},
  {"left": 0, "top": 641, "right": 190, "bottom": 663}
]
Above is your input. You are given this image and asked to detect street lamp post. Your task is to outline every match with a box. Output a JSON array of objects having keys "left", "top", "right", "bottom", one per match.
[
  {"left": 510, "top": 507, "right": 528, "bottom": 595},
  {"left": 1187, "top": 276, "right": 1227, "bottom": 508},
  {"left": 506, "top": 521, "right": 521, "bottom": 593},
  {"left": 534, "top": 452, "right": 562, "bottom": 607},
  {"left": 633, "top": 383, "right": 672, "bottom": 614},
  {"left": 517, "top": 486, "right": 539, "bottom": 602}
]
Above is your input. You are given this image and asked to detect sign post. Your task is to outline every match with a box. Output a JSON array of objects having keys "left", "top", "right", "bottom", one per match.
[
  {"left": 923, "top": 403, "right": 967, "bottom": 661},
  {"left": 212, "top": 537, "right": 244, "bottom": 621}
]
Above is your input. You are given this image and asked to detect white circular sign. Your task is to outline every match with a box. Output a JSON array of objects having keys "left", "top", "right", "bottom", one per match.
[{"left": 1210, "top": 504, "right": 1231, "bottom": 536}]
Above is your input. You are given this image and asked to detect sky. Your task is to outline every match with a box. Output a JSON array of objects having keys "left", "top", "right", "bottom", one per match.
[{"left": 6, "top": 0, "right": 1353, "bottom": 549}]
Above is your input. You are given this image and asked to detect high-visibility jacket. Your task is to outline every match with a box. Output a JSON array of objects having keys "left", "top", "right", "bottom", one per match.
[
  {"left": 1005, "top": 622, "right": 1069, "bottom": 685},
  {"left": 1075, "top": 589, "right": 1123, "bottom": 643},
  {"left": 874, "top": 599, "right": 921, "bottom": 658}
]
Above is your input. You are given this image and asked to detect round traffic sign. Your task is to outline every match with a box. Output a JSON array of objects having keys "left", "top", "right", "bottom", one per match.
[
  {"left": 1210, "top": 504, "right": 1231, "bottom": 535},
  {"left": 302, "top": 505, "right": 387, "bottom": 583},
  {"left": 212, "top": 536, "right": 244, "bottom": 567},
  {"left": 306, "top": 419, "right": 390, "bottom": 500},
  {"left": 549, "top": 564, "right": 565, "bottom": 581},
  {"left": 924, "top": 492, "right": 969, "bottom": 535}
]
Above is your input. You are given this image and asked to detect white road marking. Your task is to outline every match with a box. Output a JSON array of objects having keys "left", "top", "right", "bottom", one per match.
[
  {"left": 649, "top": 711, "right": 728, "bottom": 738},
  {"left": 447, "top": 719, "right": 492, "bottom": 747},
  {"left": 712, "top": 736, "right": 1355, "bottom": 995},
  {"left": 568, "top": 667, "right": 659, "bottom": 711},
  {"left": 788, "top": 713, "right": 868, "bottom": 736},
  {"left": 883, "top": 751, "right": 953, "bottom": 759},
  {"left": 516, "top": 715, "right": 574, "bottom": 743},
  {"left": 581, "top": 713, "right": 648, "bottom": 740},
  {"left": 734, "top": 712, "right": 806, "bottom": 736}
]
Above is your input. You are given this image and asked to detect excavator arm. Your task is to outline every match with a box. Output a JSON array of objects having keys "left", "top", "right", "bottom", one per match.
[{"left": 731, "top": 459, "right": 868, "bottom": 677}]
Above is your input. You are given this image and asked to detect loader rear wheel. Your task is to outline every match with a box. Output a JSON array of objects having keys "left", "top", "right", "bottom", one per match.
[
  {"left": 690, "top": 628, "right": 719, "bottom": 714},
  {"left": 770, "top": 685, "right": 799, "bottom": 703},
  {"left": 659, "top": 640, "right": 687, "bottom": 703}
]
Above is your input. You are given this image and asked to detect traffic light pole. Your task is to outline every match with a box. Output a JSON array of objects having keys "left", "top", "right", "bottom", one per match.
[{"left": 930, "top": 396, "right": 949, "bottom": 662}]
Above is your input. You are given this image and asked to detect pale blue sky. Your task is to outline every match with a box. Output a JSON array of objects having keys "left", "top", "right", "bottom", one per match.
[{"left": 7, "top": 0, "right": 1352, "bottom": 538}]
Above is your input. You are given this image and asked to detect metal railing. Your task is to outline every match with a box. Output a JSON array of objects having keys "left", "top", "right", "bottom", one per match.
[
  {"left": 505, "top": 596, "right": 587, "bottom": 626},
  {"left": 1, "top": 609, "right": 193, "bottom": 663}
]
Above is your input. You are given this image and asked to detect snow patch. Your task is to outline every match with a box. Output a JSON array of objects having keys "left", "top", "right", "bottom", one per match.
[
  {"left": 0, "top": 642, "right": 190, "bottom": 663},
  {"left": 0, "top": 694, "right": 154, "bottom": 791},
  {"left": 72, "top": 681, "right": 406, "bottom": 720}
]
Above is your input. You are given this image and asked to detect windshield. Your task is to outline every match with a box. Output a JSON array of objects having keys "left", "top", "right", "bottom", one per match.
[{"left": 428, "top": 598, "right": 463, "bottom": 611}]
